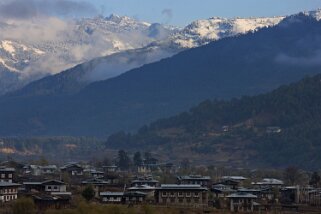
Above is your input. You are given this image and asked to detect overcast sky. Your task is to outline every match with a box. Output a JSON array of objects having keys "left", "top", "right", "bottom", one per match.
[{"left": 1, "top": 0, "right": 321, "bottom": 26}]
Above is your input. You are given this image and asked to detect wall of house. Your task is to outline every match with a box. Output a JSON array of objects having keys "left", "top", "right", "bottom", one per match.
[
  {"left": 0, "top": 187, "right": 18, "bottom": 202},
  {"left": 157, "top": 190, "right": 207, "bottom": 206},
  {"left": 45, "top": 185, "right": 66, "bottom": 192}
]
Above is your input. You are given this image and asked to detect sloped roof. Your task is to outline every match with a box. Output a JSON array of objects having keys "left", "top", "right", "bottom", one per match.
[{"left": 227, "top": 192, "right": 257, "bottom": 198}]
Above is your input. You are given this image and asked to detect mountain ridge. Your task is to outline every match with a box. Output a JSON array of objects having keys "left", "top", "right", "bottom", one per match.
[
  {"left": 0, "top": 14, "right": 320, "bottom": 137},
  {"left": 105, "top": 73, "right": 321, "bottom": 169},
  {"left": 0, "top": 11, "right": 304, "bottom": 95}
]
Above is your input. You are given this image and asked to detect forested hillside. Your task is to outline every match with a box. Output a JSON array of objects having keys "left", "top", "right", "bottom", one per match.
[
  {"left": 0, "top": 14, "right": 321, "bottom": 136},
  {"left": 106, "top": 74, "right": 321, "bottom": 169}
]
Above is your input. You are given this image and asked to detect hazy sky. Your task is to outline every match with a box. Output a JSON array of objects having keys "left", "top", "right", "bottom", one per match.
[
  {"left": 88, "top": 0, "right": 321, "bottom": 26},
  {"left": 0, "top": 0, "right": 321, "bottom": 26}
]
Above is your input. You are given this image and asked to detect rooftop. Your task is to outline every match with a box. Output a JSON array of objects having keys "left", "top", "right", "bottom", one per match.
[
  {"left": 0, "top": 182, "right": 20, "bottom": 187},
  {"left": 158, "top": 184, "right": 207, "bottom": 190},
  {"left": 252, "top": 178, "right": 284, "bottom": 185},
  {"left": 178, "top": 175, "right": 211, "bottom": 180},
  {"left": 0, "top": 167, "right": 15, "bottom": 172},
  {"left": 222, "top": 176, "right": 247, "bottom": 181},
  {"left": 227, "top": 192, "right": 258, "bottom": 198}
]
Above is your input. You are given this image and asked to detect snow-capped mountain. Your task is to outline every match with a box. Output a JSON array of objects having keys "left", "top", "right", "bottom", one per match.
[
  {"left": 169, "top": 16, "right": 285, "bottom": 48},
  {"left": 0, "top": 14, "right": 174, "bottom": 94},
  {"left": 1, "top": 10, "right": 321, "bottom": 95}
]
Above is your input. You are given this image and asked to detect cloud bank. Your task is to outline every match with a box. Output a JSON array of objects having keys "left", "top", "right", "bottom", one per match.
[{"left": 0, "top": 0, "right": 98, "bottom": 20}]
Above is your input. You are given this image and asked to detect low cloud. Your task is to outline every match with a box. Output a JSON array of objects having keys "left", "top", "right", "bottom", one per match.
[
  {"left": 161, "top": 9, "right": 173, "bottom": 24},
  {"left": 0, "top": 0, "right": 98, "bottom": 20},
  {"left": 0, "top": 17, "right": 70, "bottom": 42},
  {"left": 275, "top": 51, "right": 321, "bottom": 66}
]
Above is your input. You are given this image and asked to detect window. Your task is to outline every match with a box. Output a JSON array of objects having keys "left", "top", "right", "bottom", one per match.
[
  {"left": 194, "top": 192, "right": 199, "bottom": 197},
  {"left": 170, "top": 192, "right": 175, "bottom": 197},
  {"left": 8, "top": 174, "right": 12, "bottom": 178},
  {"left": 1, "top": 174, "right": 4, "bottom": 178},
  {"left": 54, "top": 186, "right": 58, "bottom": 190},
  {"left": 161, "top": 192, "right": 167, "bottom": 197},
  {"left": 178, "top": 192, "right": 184, "bottom": 197},
  {"left": 186, "top": 192, "right": 191, "bottom": 197},
  {"left": 48, "top": 186, "right": 52, "bottom": 190}
]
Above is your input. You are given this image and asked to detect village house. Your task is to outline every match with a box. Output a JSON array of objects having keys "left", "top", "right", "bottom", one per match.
[
  {"left": 103, "top": 165, "right": 118, "bottom": 173},
  {"left": 137, "top": 165, "right": 152, "bottom": 174},
  {"left": 155, "top": 184, "right": 208, "bottom": 207},
  {"left": 60, "top": 163, "right": 84, "bottom": 176},
  {"left": 227, "top": 192, "right": 258, "bottom": 212},
  {"left": 0, "top": 167, "right": 15, "bottom": 183},
  {"left": 105, "top": 174, "right": 120, "bottom": 185},
  {"left": 83, "top": 169, "right": 104, "bottom": 178},
  {"left": 266, "top": 126, "right": 282, "bottom": 134},
  {"left": 280, "top": 186, "right": 300, "bottom": 204},
  {"left": 123, "top": 191, "right": 147, "bottom": 204},
  {"left": 100, "top": 192, "right": 123, "bottom": 204},
  {"left": 24, "top": 165, "right": 58, "bottom": 176},
  {"left": 130, "top": 177, "right": 159, "bottom": 187},
  {"left": 23, "top": 180, "right": 67, "bottom": 193},
  {"left": 127, "top": 185, "right": 156, "bottom": 201},
  {"left": 222, "top": 176, "right": 247, "bottom": 182},
  {"left": 220, "top": 176, "right": 247, "bottom": 188},
  {"left": 252, "top": 178, "right": 284, "bottom": 189},
  {"left": 213, "top": 179, "right": 240, "bottom": 190},
  {"left": 177, "top": 175, "right": 211, "bottom": 187},
  {"left": 308, "top": 188, "right": 321, "bottom": 206},
  {"left": 32, "top": 194, "right": 71, "bottom": 211},
  {"left": 138, "top": 157, "right": 160, "bottom": 173},
  {"left": 211, "top": 184, "right": 236, "bottom": 198},
  {"left": 99, "top": 191, "right": 146, "bottom": 204},
  {"left": 237, "top": 187, "right": 276, "bottom": 203},
  {"left": 0, "top": 182, "right": 20, "bottom": 202},
  {"left": 81, "top": 178, "right": 111, "bottom": 197}
]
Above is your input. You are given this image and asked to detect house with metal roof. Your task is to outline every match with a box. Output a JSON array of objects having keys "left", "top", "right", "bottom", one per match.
[
  {"left": 177, "top": 175, "right": 211, "bottom": 187},
  {"left": 0, "top": 182, "right": 20, "bottom": 202},
  {"left": 227, "top": 192, "right": 258, "bottom": 212},
  {"left": 155, "top": 184, "right": 208, "bottom": 207}
]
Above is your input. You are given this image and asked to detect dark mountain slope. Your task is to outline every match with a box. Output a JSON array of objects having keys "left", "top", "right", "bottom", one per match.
[
  {"left": 106, "top": 74, "right": 321, "bottom": 169},
  {"left": 0, "top": 14, "right": 321, "bottom": 136}
]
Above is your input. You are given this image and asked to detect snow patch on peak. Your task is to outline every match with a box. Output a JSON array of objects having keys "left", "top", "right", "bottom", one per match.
[
  {"left": 171, "top": 16, "right": 284, "bottom": 48},
  {"left": 1, "top": 40, "right": 16, "bottom": 56},
  {"left": 305, "top": 8, "right": 321, "bottom": 20}
]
